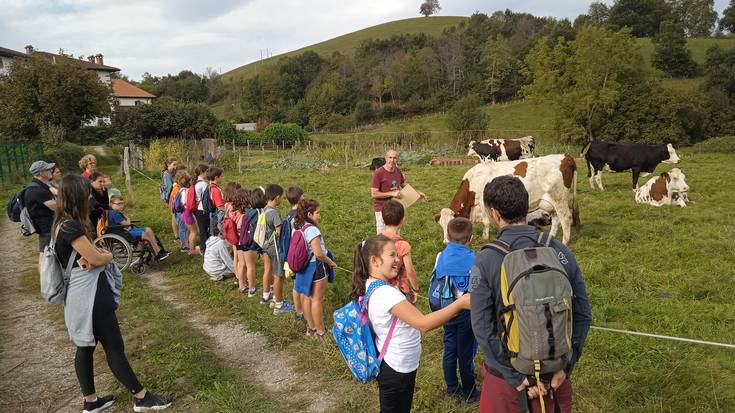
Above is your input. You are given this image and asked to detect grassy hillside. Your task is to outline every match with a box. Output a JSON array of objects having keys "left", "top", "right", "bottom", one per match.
[{"left": 221, "top": 16, "right": 468, "bottom": 83}]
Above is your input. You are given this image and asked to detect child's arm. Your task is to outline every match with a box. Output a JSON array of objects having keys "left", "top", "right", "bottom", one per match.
[
  {"left": 310, "top": 236, "right": 336, "bottom": 268},
  {"left": 390, "top": 294, "right": 470, "bottom": 333},
  {"left": 402, "top": 252, "right": 419, "bottom": 293}
]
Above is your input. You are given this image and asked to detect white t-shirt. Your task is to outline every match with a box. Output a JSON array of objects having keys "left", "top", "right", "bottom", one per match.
[
  {"left": 303, "top": 225, "right": 326, "bottom": 263},
  {"left": 195, "top": 177, "right": 208, "bottom": 211},
  {"left": 366, "top": 279, "right": 421, "bottom": 373}
]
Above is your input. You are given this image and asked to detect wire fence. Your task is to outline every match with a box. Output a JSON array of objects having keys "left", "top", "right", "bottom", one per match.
[{"left": 0, "top": 141, "right": 44, "bottom": 186}]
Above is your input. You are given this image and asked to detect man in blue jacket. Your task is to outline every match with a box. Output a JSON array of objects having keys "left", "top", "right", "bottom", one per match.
[{"left": 469, "top": 176, "right": 592, "bottom": 413}]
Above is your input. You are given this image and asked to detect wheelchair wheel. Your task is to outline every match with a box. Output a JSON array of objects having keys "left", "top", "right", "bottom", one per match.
[
  {"left": 130, "top": 261, "right": 146, "bottom": 274},
  {"left": 95, "top": 233, "right": 133, "bottom": 271}
]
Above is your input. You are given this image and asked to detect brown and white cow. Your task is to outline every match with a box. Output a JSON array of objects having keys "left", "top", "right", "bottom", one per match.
[
  {"left": 634, "top": 168, "right": 690, "bottom": 208},
  {"left": 467, "top": 136, "right": 536, "bottom": 162},
  {"left": 435, "top": 154, "right": 579, "bottom": 244}
]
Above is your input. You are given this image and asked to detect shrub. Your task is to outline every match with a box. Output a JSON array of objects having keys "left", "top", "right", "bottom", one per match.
[
  {"left": 261, "top": 123, "right": 305, "bottom": 146},
  {"left": 324, "top": 113, "right": 354, "bottom": 132},
  {"left": 354, "top": 101, "right": 376, "bottom": 124},
  {"left": 216, "top": 120, "right": 239, "bottom": 145},
  {"left": 692, "top": 136, "right": 735, "bottom": 153},
  {"left": 43, "top": 142, "right": 85, "bottom": 174},
  {"left": 447, "top": 93, "right": 488, "bottom": 138},
  {"left": 70, "top": 126, "right": 114, "bottom": 146}
]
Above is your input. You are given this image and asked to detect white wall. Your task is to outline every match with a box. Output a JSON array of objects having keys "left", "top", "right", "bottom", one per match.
[
  {"left": 116, "top": 97, "right": 152, "bottom": 107},
  {"left": 0, "top": 56, "right": 14, "bottom": 75},
  {"left": 97, "top": 71, "right": 111, "bottom": 84}
]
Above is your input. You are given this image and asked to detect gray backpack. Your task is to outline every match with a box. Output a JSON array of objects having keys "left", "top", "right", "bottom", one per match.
[
  {"left": 485, "top": 233, "right": 573, "bottom": 381},
  {"left": 40, "top": 222, "right": 77, "bottom": 304}
]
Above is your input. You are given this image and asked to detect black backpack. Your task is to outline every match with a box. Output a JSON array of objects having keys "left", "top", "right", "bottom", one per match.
[{"left": 7, "top": 181, "right": 42, "bottom": 222}]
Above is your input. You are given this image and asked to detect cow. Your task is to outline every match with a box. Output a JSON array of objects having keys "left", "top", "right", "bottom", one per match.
[
  {"left": 635, "top": 168, "right": 690, "bottom": 208},
  {"left": 467, "top": 136, "right": 536, "bottom": 162},
  {"left": 583, "top": 140, "right": 680, "bottom": 191},
  {"left": 369, "top": 157, "right": 386, "bottom": 171},
  {"left": 435, "top": 154, "right": 580, "bottom": 245}
]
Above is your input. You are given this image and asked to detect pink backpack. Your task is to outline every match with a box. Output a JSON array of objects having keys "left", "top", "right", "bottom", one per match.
[{"left": 287, "top": 223, "right": 313, "bottom": 272}]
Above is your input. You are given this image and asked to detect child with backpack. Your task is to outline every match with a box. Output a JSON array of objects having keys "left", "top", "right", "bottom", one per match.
[
  {"left": 241, "top": 188, "right": 265, "bottom": 298},
  {"left": 280, "top": 186, "right": 304, "bottom": 319},
  {"left": 292, "top": 198, "right": 337, "bottom": 337},
  {"left": 380, "top": 200, "right": 420, "bottom": 304},
  {"left": 179, "top": 173, "right": 200, "bottom": 255},
  {"left": 230, "top": 188, "right": 251, "bottom": 293},
  {"left": 170, "top": 168, "right": 189, "bottom": 252},
  {"left": 348, "top": 235, "right": 471, "bottom": 413},
  {"left": 221, "top": 182, "right": 242, "bottom": 276},
  {"left": 160, "top": 157, "right": 178, "bottom": 242},
  {"left": 206, "top": 167, "right": 226, "bottom": 233},
  {"left": 429, "top": 217, "right": 479, "bottom": 403},
  {"left": 193, "top": 164, "right": 210, "bottom": 254},
  {"left": 262, "top": 184, "right": 295, "bottom": 315},
  {"left": 108, "top": 195, "right": 170, "bottom": 261}
]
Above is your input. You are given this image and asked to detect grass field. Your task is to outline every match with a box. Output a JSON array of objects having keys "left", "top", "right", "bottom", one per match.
[{"left": 119, "top": 145, "right": 735, "bottom": 413}]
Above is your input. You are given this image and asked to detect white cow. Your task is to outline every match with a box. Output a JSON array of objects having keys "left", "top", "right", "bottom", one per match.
[
  {"left": 435, "top": 154, "right": 579, "bottom": 244},
  {"left": 635, "top": 168, "right": 690, "bottom": 208}
]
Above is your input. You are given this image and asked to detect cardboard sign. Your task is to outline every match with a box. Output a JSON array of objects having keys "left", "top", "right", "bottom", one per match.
[{"left": 395, "top": 183, "right": 420, "bottom": 209}]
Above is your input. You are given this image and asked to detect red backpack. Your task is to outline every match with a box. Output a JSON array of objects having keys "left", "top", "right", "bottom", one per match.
[
  {"left": 287, "top": 223, "right": 313, "bottom": 273},
  {"left": 185, "top": 184, "right": 197, "bottom": 212},
  {"left": 222, "top": 214, "right": 239, "bottom": 245}
]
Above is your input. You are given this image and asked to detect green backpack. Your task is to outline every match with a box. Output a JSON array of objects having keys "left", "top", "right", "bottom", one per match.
[{"left": 484, "top": 233, "right": 573, "bottom": 385}]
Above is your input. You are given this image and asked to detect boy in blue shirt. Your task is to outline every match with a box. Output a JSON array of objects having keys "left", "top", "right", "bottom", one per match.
[
  {"left": 109, "top": 195, "right": 170, "bottom": 261},
  {"left": 434, "top": 217, "right": 479, "bottom": 403}
]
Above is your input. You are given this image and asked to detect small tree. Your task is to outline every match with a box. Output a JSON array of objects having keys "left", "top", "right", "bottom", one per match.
[
  {"left": 720, "top": 0, "right": 735, "bottom": 33},
  {"left": 447, "top": 93, "right": 488, "bottom": 138},
  {"left": 419, "top": 0, "right": 440, "bottom": 17},
  {"left": 652, "top": 21, "right": 697, "bottom": 77}
]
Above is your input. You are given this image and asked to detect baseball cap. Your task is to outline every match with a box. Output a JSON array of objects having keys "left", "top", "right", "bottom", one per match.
[{"left": 29, "top": 160, "right": 56, "bottom": 176}]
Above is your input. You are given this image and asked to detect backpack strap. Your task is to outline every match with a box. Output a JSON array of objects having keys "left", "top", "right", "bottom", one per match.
[
  {"left": 363, "top": 280, "right": 398, "bottom": 362},
  {"left": 483, "top": 239, "right": 511, "bottom": 256},
  {"left": 537, "top": 232, "right": 553, "bottom": 247}
]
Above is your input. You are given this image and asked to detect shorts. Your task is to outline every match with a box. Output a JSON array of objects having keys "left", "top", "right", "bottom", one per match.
[
  {"left": 38, "top": 232, "right": 51, "bottom": 252},
  {"left": 129, "top": 227, "right": 147, "bottom": 238},
  {"left": 264, "top": 247, "right": 284, "bottom": 277},
  {"left": 313, "top": 262, "right": 327, "bottom": 282}
]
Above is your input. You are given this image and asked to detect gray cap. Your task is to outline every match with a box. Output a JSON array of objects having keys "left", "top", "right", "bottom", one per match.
[{"left": 29, "top": 160, "right": 56, "bottom": 176}]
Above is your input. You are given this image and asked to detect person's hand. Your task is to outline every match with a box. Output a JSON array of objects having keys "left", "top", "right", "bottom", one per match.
[
  {"left": 409, "top": 289, "right": 419, "bottom": 304},
  {"left": 392, "top": 190, "right": 401, "bottom": 198},
  {"left": 418, "top": 191, "right": 428, "bottom": 202},
  {"left": 328, "top": 261, "right": 338, "bottom": 269},
  {"left": 456, "top": 293, "right": 471, "bottom": 309},
  {"left": 515, "top": 378, "right": 530, "bottom": 392},
  {"left": 551, "top": 370, "right": 566, "bottom": 390}
]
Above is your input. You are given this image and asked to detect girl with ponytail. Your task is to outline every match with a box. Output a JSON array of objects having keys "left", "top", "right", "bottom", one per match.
[
  {"left": 352, "top": 235, "right": 470, "bottom": 413},
  {"left": 293, "top": 198, "right": 337, "bottom": 337}
]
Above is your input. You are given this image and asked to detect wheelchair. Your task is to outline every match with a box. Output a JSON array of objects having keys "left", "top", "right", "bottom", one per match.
[{"left": 94, "top": 218, "right": 166, "bottom": 274}]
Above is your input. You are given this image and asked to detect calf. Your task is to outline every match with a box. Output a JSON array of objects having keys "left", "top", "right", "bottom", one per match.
[
  {"left": 635, "top": 168, "right": 690, "bottom": 208},
  {"left": 583, "top": 140, "right": 680, "bottom": 190},
  {"left": 467, "top": 136, "right": 535, "bottom": 162},
  {"left": 369, "top": 157, "right": 386, "bottom": 171},
  {"left": 435, "top": 154, "right": 579, "bottom": 244}
]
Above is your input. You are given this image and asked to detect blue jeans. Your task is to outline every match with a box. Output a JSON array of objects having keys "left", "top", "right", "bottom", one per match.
[
  {"left": 442, "top": 310, "right": 477, "bottom": 397},
  {"left": 176, "top": 213, "right": 188, "bottom": 248}
]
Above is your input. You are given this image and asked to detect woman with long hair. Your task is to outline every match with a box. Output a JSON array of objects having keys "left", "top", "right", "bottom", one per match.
[
  {"left": 161, "top": 157, "right": 178, "bottom": 242},
  {"left": 78, "top": 155, "right": 97, "bottom": 178},
  {"left": 293, "top": 198, "right": 337, "bottom": 337},
  {"left": 53, "top": 175, "right": 172, "bottom": 412}
]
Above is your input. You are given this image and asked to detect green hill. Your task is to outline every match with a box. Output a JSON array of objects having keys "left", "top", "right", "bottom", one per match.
[{"left": 221, "top": 16, "right": 468, "bottom": 84}]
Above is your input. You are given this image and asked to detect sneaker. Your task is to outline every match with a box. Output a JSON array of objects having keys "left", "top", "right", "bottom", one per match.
[
  {"left": 83, "top": 395, "right": 114, "bottom": 413},
  {"left": 273, "top": 301, "right": 294, "bottom": 315},
  {"left": 463, "top": 387, "right": 481, "bottom": 404},
  {"left": 247, "top": 288, "right": 260, "bottom": 298},
  {"left": 294, "top": 312, "right": 305, "bottom": 321},
  {"left": 179, "top": 247, "right": 190, "bottom": 253},
  {"left": 156, "top": 251, "right": 171, "bottom": 261},
  {"left": 133, "top": 392, "right": 172, "bottom": 412},
  {"left": 260, "top": 292, "right": 272, "bottom": 304}
]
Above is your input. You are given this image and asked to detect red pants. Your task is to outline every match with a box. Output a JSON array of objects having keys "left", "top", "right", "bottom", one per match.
[{"left": 479, "top": 365, "right": 572, "bottom": 413}]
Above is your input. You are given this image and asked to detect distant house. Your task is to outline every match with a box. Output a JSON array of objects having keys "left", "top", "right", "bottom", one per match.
[
  {"left": 234, "top": 122, "right": 257, "bottom": 131},
  {"left": 0, "top": 46, "right": 26, "bottom": 76},
  {"left": 112, "top": 79, "right": 156, "bottom": 107}
]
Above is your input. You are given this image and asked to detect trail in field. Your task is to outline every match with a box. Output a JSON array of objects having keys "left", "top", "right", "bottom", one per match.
[
  {"left": 0, "top": 218, "right": 118, "bottom": 413},
  {"left": 144, "top": 271, "right": 336, "bottom": 413}
]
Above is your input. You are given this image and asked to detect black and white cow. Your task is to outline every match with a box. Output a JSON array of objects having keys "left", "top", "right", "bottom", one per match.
[
  {"left": 369, "top": 157, "right": 386, "bottom": 171},
  {"left": 582, "top": 141, "right": 680, "bottom": 190},
  {"left": 467, "top": 136, "right": 535, "bottom": 162}
]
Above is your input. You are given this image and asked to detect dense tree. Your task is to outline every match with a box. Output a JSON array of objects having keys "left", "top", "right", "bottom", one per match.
[
  {"left": 703, "top": 45, "right": 735, "bottom": 98},
  {"left": 0, "top": 56, "right": 110, "bottom": 140},
  {"left": 447, "top": 93, "right": 488, "bottom": 136},
  {"left": 652, "top": 21, "right": 697, "bottom": 77},
  {"left": 278, "top": 51, "right": 323, "bottom": 104},
  {"left": 419, "top": 0, "right": 440, "bottom": 17},
  {"left": 588, "top": 2, "right": 611, "bottom": 26},
  {"left": 523, "top": 26, "right": 641, "bottom": 140},
  {"left": 669, "top": 0, "right": 718, "bottom": 37},
  {"left": 608, "top": 0, "right": 672, "bottom": 37},
  {"left": 139, "top": 70, "right": 210, "bottom": 102},
  {"left": 720, "top": 0, "right": 735, "bottom": 33},
  {"left": 482, "top": 37, "right": 517, "bottom": 103},
  {"left": 112, "top": 96, "right": 217, "bottom": 142}
]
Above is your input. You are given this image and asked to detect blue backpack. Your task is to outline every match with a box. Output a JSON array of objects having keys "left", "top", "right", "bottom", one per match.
[
  {"left": 172, "top": 190, "right": 186, "bottom": 214},
  {"left": 201, "top": 184, "right": 215, "bottom": 214},
  {"left": 278, "top": 211, "right": 296, "bottom": 262},
  {"left": 332, "top": 280, "right": 398, "bottom": 384},
  {"left": 428, "top": 252, "right": 456, "bottom": 312}
]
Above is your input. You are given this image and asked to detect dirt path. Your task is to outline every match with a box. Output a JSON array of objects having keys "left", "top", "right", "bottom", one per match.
[
  {"left": 144, "top": 271, "right": 336, "bottom": 413},
  {"left": 0, "top": 218, "right": 118, "bottom": 412}
]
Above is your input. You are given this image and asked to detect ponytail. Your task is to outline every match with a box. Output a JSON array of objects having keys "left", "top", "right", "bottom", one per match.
[
  {"left": 350, "top": 235, "right": 393, "bottom": 300},
  {"left": 294, "top": 198, "right": 320, "bottom": 229}
]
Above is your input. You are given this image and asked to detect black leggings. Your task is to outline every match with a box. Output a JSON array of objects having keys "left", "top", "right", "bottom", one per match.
[
  {"left": 377, "top": 361, "right": 417, "bottom": 413},
  {"left": 74, "top": 273, "right": 143, "bottom": 396},
  {"left": 195, "top": 210, "right": 210, "bottom": 253}
]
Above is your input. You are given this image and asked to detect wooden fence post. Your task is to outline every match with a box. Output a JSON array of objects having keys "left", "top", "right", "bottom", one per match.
[
  {"left": 247, "top": 140, "right": 251, "bottom": 157},
  {"left": 238, "top": 148, "right": 242, "bottom": 174},
  {"left": 123, "top": 147, "right": 135, "bottom": 203},
  {"left": 344, "top": 143, "right": 349, "bottom": 168}
]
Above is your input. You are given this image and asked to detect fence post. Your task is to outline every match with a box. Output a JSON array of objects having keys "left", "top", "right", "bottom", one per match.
[
  {"left": 123, "top": 147, "right": 135, "bottom": 203},
  {"left": 247, "top": 140, "right": 251, "bottom": 157},
  {"left": 238, "top": 148, "right": 242, "bottom": 174},
  {"left": 344, "top": 143, "right": 349, "bottom": 168}
]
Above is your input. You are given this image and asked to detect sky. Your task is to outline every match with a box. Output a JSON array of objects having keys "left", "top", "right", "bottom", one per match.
[{"left": 0, "top": 0, "right": 730, "bottom": 80}]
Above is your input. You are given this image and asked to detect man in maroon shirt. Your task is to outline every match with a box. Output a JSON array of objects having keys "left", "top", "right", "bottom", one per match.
[{"left": 370, "top": 149, "right": 427, "bottom": 233}]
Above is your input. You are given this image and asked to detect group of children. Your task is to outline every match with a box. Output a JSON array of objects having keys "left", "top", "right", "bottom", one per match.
[{"left": 159, "top": 159, "right": 482, "bottom": 412}]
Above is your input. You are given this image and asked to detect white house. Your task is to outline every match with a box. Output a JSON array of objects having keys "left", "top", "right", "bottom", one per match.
[
  {"left": 0, "top": 46, "right": 26, "bottom": 76},
  {"left": 112, "top": 79, "right": 156, "bottom": 107}
]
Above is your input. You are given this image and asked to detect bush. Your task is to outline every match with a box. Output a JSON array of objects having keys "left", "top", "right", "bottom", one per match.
[
  {"left": 70, "top": 126, "right": 114, "bottom": 146},
  {"left": 44, "top": 142, "right": 85, "bottom": 174},
  {"left": 216, "top": 120, "right": 239, "bottom": 145},
  {"left": 354, "top": 101, "right": 376, "bottom": 124},
  {"left": 692, "top": 136, "right": 735, "bottom": 153},
  {"left": 112, "top": 97, "right": 217, "bottom": 143},
  {"left": 324, "top": 113, "right": 354, "bottom": 132},
  {"left": 261, "top": 123, "right": 305, "bottom": 146},
  {"left": 447, "top": 93, "right": 488, "bottom": 138}
]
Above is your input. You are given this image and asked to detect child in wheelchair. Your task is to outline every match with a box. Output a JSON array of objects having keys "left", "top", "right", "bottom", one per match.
[{"left": 108, "top": 195, "right": 171, "bottom": 262}]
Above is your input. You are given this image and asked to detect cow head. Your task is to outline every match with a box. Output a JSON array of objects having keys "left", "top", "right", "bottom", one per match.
[
  {"left": 436, "top": 208, "right": 456, "bottom": 243},
  {"left": 666, "top": 168, "right": 689, "bottom": 199},
  {"left": 467, "top": 141, "right": 477, "bottom": 157},
  {"left": 663, "top": 143, "right": 680, "bottom": 164}
]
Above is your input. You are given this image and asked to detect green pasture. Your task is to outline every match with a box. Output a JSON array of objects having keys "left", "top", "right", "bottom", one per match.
[{"left": 120, "top": 146, "right": 734, "bottom": 413}]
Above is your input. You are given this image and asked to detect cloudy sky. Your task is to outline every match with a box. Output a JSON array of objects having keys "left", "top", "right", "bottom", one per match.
[{"left": 1, "top": 0, "right": 730, "bottom": 80}]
